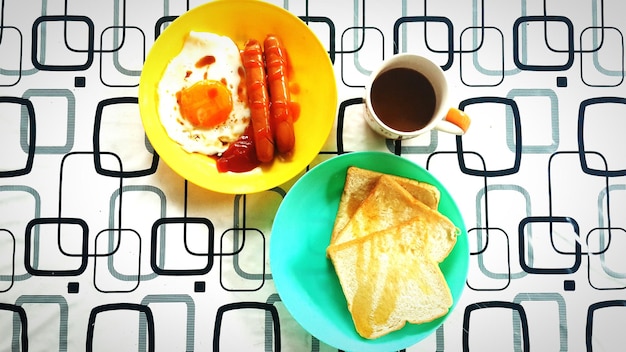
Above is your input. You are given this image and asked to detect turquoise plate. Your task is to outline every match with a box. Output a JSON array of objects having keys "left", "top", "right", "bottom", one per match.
[{"left": 270, "top": 151, "right": 469, "bottom": 352}]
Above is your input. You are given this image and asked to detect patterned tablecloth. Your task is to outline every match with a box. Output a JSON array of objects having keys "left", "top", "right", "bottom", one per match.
[{"left": 1, "top": 0, "right": 625, "bottom": 351}]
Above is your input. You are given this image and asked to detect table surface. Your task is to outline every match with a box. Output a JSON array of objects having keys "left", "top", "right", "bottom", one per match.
[{"left": 1, "top": 0, "right": 626, "bottom": 351}]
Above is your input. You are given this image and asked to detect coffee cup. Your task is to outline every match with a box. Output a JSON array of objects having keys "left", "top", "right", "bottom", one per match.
[{"left": 363, "top": 54, "right": 470, "bottom": 140}]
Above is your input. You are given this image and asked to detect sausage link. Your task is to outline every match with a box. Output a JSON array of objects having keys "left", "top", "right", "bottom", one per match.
[
  {"left": 242, "top": 39, "right": 274, "bottom": 163},
  {"left": 264, "top": 35, "right": 295, "bottom": 155}
]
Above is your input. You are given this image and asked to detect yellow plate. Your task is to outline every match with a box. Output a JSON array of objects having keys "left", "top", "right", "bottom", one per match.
[{"left": 139, "top": 0, "right": 337, "bottom": 194}]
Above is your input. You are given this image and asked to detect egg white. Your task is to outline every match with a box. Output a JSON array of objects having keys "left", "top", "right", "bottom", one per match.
[{"left": 157, "top": 31, "right": 250, "bottom": 156}]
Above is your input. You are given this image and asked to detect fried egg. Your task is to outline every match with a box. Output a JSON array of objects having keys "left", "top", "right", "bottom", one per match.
[{"left": 157, "top": 31, "right": 250, "bottom": 156}]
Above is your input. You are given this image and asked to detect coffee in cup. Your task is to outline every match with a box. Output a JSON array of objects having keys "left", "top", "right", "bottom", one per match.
[{"left": 364, "top": 54, "right": 470, "bottom": 140}]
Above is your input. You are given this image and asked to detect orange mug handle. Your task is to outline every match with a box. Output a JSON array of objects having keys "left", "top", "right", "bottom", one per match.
[{"left": 444, "top": 108, "right": 471, "bottom": 134}]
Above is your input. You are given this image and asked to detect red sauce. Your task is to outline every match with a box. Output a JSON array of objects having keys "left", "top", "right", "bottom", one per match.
[
  {"left": 237, "top": 66, "right": 247, "bottom": 103},
  {"left": 216, "top": 124, "right": 261, "bottom": 173},
  {"left": 290, "top": 82, "right": 300, "bottom": 95},
  {"left": 289, "top": 101, "right": 301, "bottom": 122},
  {"left": 288, "top": 82, "right": 300, "bottom": 121},
  {"left": 196, "top": 55, "right": 216, "bottom": 68}
]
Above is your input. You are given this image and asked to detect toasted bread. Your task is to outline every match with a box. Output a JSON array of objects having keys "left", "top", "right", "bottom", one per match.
[
  {"left": 326, "top": 167, "right": 459, "bottom": 339},
  {"left": 329, "top": 167, "right": 440, "bottom": 245},
  {"left": 327, "top": 219, "right": 453, "bottom": 339},
  {"left": 330, "top": 175, "right": 457, "bottom": 262}
]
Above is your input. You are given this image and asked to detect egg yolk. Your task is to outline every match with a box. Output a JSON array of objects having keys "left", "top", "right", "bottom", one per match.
[{"left": 177, "top": 80, "right": 233, "bottom": 128}]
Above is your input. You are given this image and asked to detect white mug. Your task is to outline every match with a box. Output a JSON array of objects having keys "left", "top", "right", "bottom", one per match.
[{"left": 363, "top": 54, "right": 470, "bottom": 140}]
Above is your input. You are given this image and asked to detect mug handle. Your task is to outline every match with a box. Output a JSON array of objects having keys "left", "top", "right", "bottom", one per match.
[{"left": 434, "top": 108, "right": 471, "bottom": 135}]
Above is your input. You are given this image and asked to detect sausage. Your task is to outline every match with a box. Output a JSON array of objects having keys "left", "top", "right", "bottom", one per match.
[
  {"left": 241, "top": 39, "right": 274, "bottom": 163},
  {"left": 264, "top": 35, "right": 295, "bottom": 155}
]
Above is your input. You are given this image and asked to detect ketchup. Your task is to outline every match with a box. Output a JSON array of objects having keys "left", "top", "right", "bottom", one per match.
[
  {"left": 195, "top": 55, "right": 216, "bottom": 68},
  {"left": 216, "top": 124, "right": 261, "bottom": 173}
]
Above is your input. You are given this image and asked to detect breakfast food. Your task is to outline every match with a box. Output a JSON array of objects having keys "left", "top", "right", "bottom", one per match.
[
  {"left": 241, "top": 39, "right": 274, "bottom": 163},
  {"left": 158, "top": 31, "right": 298, "bottom": 173},
  {"left": 326, "top": 167, "right": 459, "bottom": 339},
  {"left": 158, "top": 31, "right": 250, "bottom": 156},
  {"left": 333, "top": 172, "right": 457, "bottom": 262},
  {"left": 329, "top": 167, "right": 441, "bottom": 245},
  {"left": 264, "top": 35, "right": 295, "bottom": 155},
  {"left": 327, "top": 219, "right": 453, "bottom": 339}
]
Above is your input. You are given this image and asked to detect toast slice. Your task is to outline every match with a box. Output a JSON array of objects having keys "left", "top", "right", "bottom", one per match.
[
  {"left": 327, "top": 219, "right": 453, "bottom": 339},
  {"left": 329, "top": 167, "right": 440, "bottom": 245},
  {"left": 330, "top": 175, "right": 457, "bottom": 262}
]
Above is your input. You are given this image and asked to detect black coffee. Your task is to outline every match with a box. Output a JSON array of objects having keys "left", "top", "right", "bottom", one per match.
[{"left": 370, "top": 67, "right": 436, "bottom": 132}]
